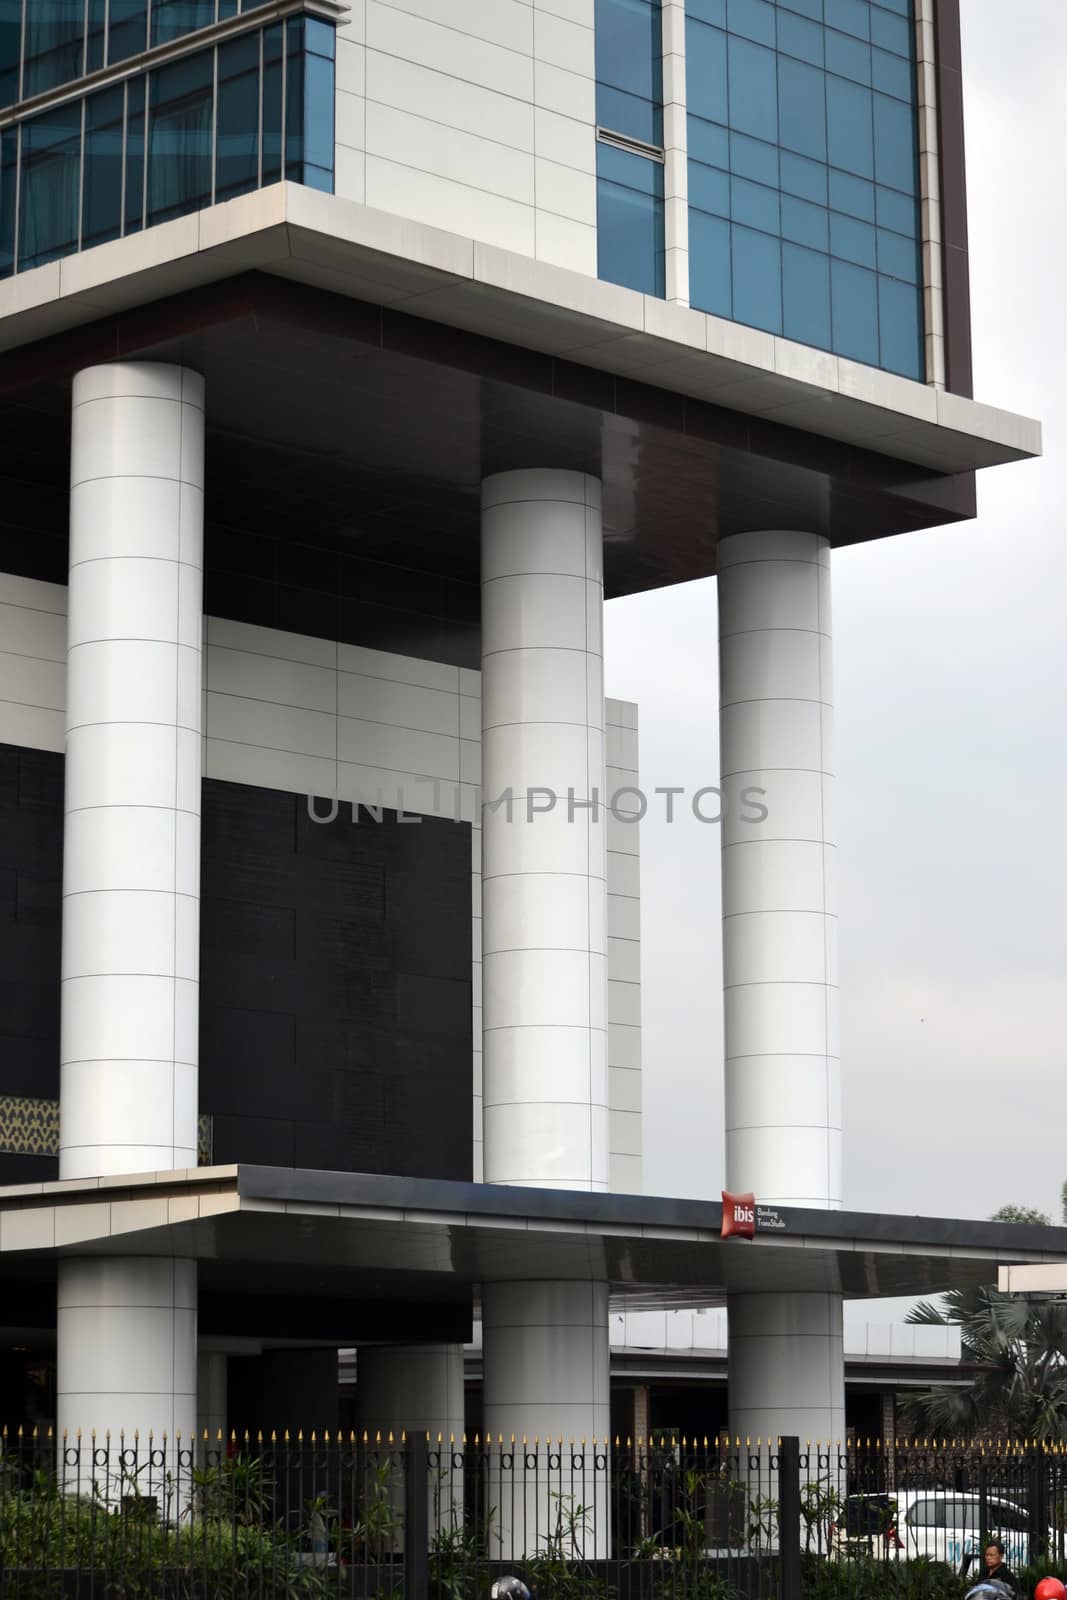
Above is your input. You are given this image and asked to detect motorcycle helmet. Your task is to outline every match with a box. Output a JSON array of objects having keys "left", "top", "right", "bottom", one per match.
[
  {"left": 491, "top": 1577, "right": 532, "bottom": 1600},
  {"left": 966, "top": 1583, "right": 1015, "bottom": 1600}
]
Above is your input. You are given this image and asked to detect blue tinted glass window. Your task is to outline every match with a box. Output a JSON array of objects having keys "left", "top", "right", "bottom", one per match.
[
  {"left": 830, "top": 209, "right": 875, "bottom": 267},
  {"left": 825, "top": 27, "right": 870, "bottom": 83},
  {"left": 0, "top": 0, "right": 20, "bottom": 109},
  {"left": 728, "top": 35, "right": 777, "bottom": 142},
  {"left": 825, "top": 0, "right": 868, "bottom": 39},
  {"left": 778, "top": 11, "right": 823, "bottom": 66},
  {"left": 878, "top": 272, "right": 922, "bottom": 376},
  {"left": 873, "top": 90, "right": 916, "bottom": 190},
  {"left": 86, "top": 0, "right": 107, "bottom": 72},
  {"left": 285, "top": 15, "right": 305, "bottom": 179},
  {"left": 831, "top": 256, "right": 878, "bottom": 363},
  {"left": 304, "top": 51, "right": 334, "bottom": 178},
  {"left": 262, "top": 23, "right": 283, "bottom": 184},
  {"left": 23, "top": 2, "right": 84, "bottom": 97},
  {"left": 688, "top": 0, "right": 725, "bottom": 21},
  {"left": 730, "top": 131, "right": 777, "bottom": 185},
  {"left": 686, "top": 18, "right": 727, "bottom": 124},
  {"left": 690, "top": 160, "right": 729, "bottom": 215},
  {"left": 876, "top": 225, "right": 917, "bottom": 282},
  {"left": 870, "top": 6, "right": 909, "bottom": 54},
  {"left": 875, "top": 184, "right": 915, "bottom": 234},
  {"left": 781, "top": 193, "right": 827, "bottom": 250},
  {"left": 780, "top": 150, "right": 826, "bottom": 204},
  {"left": 871, "top": 46, "right": 910, "bottom": 99},
  {"left": 690, "top": 115, "right": 729, "bottom": 167},
  {"left": 597, "top": 143, "right": 664, "bottom": 296},
  {"left": 778, "top": 55, "right": 825, "bottom": 160},
  {"left": 148, "top": 50, "right": 213, "bottom": 224},
  {"left": 152, "top": 1, "right": 215, "bottom": 47},
  {"left": 688, "top": 206, "right": 731, "bottom": 316},
  {"left": 826, "top": 74, "right": 872, "bottom": 176},
  {"left": 783, "top": 242, "right": 831, "bottom": 347},
  {"left": 780, "top": 0, "right": 821, "bottom": 17},
  {"left": 19, "top": 101, "right": 81, "bottom": 268},
  {"left": 216, "top": 32, "right": 259, "bottom": 202},
  {"left": 0, "top": 127, "right": 16, "bottom": 276},
  {"left": 731, "top": 224, "right": 780, "bottom": 332},
  {"left": 109, "top": 1, "right": 148, "bottom": 64},
  {"left": 727, "top": 0, "right": 775, "bottom": 47},
  {"left": 731, "top": 175, "right": 778, "bottom": 233},
  {"left": 596, "top": 0, "right": 662, "bottom": 143},
  {"left": 828, "top": 168, "right": 874, "bottom": 220},
  {"left": 83, "top": 85, "right": 125, "bottom": 249},
  {"left": 125, "top": 75, "right": 146, "bottom": 235}
]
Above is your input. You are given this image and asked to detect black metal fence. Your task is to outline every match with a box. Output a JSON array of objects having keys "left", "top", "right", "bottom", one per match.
[{"left": 3, "top": 1428, "right": 1067, "bottom": 1599}]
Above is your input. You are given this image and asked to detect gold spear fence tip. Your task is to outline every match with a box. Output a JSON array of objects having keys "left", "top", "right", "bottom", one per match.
[{"left": 511, "top": 1435, "right": 516, "bottom": 1445}]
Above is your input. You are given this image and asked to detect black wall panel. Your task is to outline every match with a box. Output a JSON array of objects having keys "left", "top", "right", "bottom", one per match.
[
  {"left": 0, "top": 744, "right": 62, "bottom": 1186},
  {"left": 199, "top": 779, "right": 473, "bottom": 1181}
]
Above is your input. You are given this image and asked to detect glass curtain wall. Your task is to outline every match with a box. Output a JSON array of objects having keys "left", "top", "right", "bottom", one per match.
[
  {"left": 594, "top": 0, "right": 665, "bottom": 298},
  {"left": 0, "top": 14, "right": 335, "bottom": 276}
]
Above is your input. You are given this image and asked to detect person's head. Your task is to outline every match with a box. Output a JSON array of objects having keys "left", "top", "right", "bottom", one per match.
[{"left": 985, "top": 1542, "right": 1006, "bottom": 1572}]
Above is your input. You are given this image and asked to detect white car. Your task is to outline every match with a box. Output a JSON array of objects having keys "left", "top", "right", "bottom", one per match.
[{"left": 830, "top": 1489, "right": 1036, "bottom": 1571}]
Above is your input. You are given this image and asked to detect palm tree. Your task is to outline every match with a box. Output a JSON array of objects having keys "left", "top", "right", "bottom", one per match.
[{"left": 902, "top": 1287, "right": 1067, "bottom": 1439}]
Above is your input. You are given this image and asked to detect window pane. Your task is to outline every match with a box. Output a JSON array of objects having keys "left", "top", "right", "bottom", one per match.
[
  {"left": 825, "top": 0, "right": 869, "bottom": 40},
  {"left": 688, "top": 0, "right": 725, "bottom": 22},
  {"left": 83, "top": 85, "right": 125, "bottom": 249},
  {"left": 728, "top": 36, "right": 777, "bottom": 143},
  {"left": 596, "top": 0, "right": 661, "bottom": 105},
  {"left": 19, "top": 101, "right": 82, "bottom": 269},
  {"left": 829, "top": 168, "right": 874, "bottom": 220},
  {"left": 148, "top": 50, "right": 213, "bottom": 224},
  {"left": 877, "top": 274, "right": 922, "bottom": 378},
  {"left": 876, "top": 184, "right": 915, "bottom": 233},
  {"left": 727, "top": 0, "right": 775, "bottom": 48},
  {"left": 872, "top": 46, "right": 910, "bottom": 99},
  {"left": 873, "top": 90, "right": 916, "bottom": 191},
  {"left": 732, "top": 223, "right": 780, "bottom": 332},
  {"left": 830, "top": 209, "right": 875, "bottom": 267},
  {"left": 598, "top": 84, "right": 661, "bottom": 146},
  {"left": 0, "top": 127, "right": 16, "bottom": 277},
  {"left": 730, "top": 130, "right": 777, "bottom": 185},
  {"left": 731, "top": 175, "right": 778, "bottom": 233},
  {"left": 825, "top": 27, "right": 870, "bottom": 84},
  {"left": 688, "top": 207, "right": 731, "bottom": 316},
  {"left": 285, "top": 16, "right": 304, "bottom": 180},
  {"left": 0, "top": 0, "right": 20, "bottom": 109},
  {"left": 781, "top": 193, "right": 827, "bottom": 250},
  {"left": 831, "top": 255, "right": 878, "bottom": 363},
  {"left": 778, "top": 55, "right": 825, "bottom": 160},
  {"left": 689, "top": 160, "right": 729, "bottom": 216},
  {"left": 689, "top": 115, "right": 729, "bottom": 167},
  {"left": 783, "top": 242, "right": 831, "bottom": 348},
  {"left": 826, "top": 75, "right": 872, "bottom": 176},
  {"left": 597, "top": 144, "right": 664, "bottom": 296},
  {"left": 779, "top": 0, "right": 821, "bottom": 18},
  {"left": 870, "top": 5, "right": 909, "bottom": 55},
  {"left": 125, "top": 76, "right": 146, "bottom": 234},
  {"left": 686, "top": 18, "right": 727, "bottom": 125},
  {"left": 23, "top": 1, "right": 84, "bottom": 97},
  {"left": 151, "top": 0, "right": 215, "bottom": 47},
  {"left": 777, "top": 11, "right": 823, "bottom": 67},
  {"left": 262, "top": 23, "right": 283, "bottom": 185},
  {"left": 216, "top": 32, "right": 260, "bottom": 202},
  {"left": 876, "top": 225, "right": 917, "bottom": 281},
  {"left": 780, "top": 150, "right": 826, "bottom": 204},
  {"left": 86, "top": 0, "right": 107, "bottom": 71},
  {"left": 109, "top": 1, "right": 147, "bottom": 64}
]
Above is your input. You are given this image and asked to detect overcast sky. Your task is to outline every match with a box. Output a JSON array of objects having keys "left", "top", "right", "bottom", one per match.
[{"left": 605, "top": 0, "right": 1067, "bottom": 1226}]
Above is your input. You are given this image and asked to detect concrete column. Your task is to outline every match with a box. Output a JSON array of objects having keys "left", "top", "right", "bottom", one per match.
[
  {"left": 197, "top": 1350, "right": 228, "bottom": 1458},
  {"left": 718, "top": 529, "right": 842, "bottom": 1445},
  {"left": 480, "top": 468, "right": 609, "bottom": 1192},
  {"left": 479, "top": 470, "right": 611, "bottom": 1548},
  {"left": 355, "top": 1345, "right": 466, "bottom": 1540},
  {"left": 57, "top": 363, "right": 204, "bottom": 1461}
]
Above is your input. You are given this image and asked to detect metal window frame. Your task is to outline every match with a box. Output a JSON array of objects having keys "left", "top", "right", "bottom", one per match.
[{"left": 595, "top": 125, "right": 665, "bottom": 165}]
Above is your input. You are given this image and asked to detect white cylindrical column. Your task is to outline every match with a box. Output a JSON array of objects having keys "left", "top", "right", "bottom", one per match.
[
  {"left": 197, "top": 1350, "right": 228, "bottom": 1459},
  {"left": 482, "top": 1281, "right": 610, "bottom": 1556},
  {"left": 718, "top": 530, "right": 839, "bottom": 1208},
  {"left": 355, "top": 1345, "right": 466, "bottom": 1540},
  {"left": 479, "top": 471, "right": 611, "bottom": 1542},
  {"left": 718, "top": 529, "right": 843, "bottom": 1446},
  {"left": 480, "top": 468, "right": 608, "bottom": 1191},
  {"left": 58, "top": 363, "right": 204, "bottom": 1467},
  {"left": 61, "top": 362, "right": 205, "bottom": 1178}
]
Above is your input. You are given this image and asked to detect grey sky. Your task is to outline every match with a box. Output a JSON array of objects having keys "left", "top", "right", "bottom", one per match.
[{"left": 605, "top": 0, "right": 1067, "bottom": 1225}]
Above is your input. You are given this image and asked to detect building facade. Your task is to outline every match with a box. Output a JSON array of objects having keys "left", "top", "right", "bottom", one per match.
[{"left": 0, "top": 0, "right": 1040, "bottom": 1456}]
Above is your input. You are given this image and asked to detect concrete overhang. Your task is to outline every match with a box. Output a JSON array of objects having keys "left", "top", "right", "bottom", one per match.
[
  {"left": 998, "top": 1262, "right": 1067, "bottom": 1293},
  {"left": 3, "top": 1166, "right": 1067, "bottom": 1312},
  {"left": 0, "top": 183, "right": 1040, "bottom": 478}
]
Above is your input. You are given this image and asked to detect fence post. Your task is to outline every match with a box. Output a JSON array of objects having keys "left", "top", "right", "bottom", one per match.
[
  {"left": 779, "top": 1437, "right": 801, "bottom": 1600},
  {"left": 404, "top": 1432, "right": 429, "bottom": 1600},
  {"left": 1030, "top": 1452, "right": 1050, "bottom": 1568}
]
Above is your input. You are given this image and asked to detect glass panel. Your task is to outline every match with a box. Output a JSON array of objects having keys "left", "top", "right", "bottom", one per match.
[
  {"left": 285, "top": 15, "right": 304, "bottom": 180},
  {"left": 305, "top": 16, "right": 335, "bottom": 59},
  {"left": 782, "top": 241, "right": 831, "bottom": 348},
  {"left": 874, "top": 0, "right": 910, "bottom": 13},
  {"left": 780, "top": 150, "right": 826, "bottom": 203},
  {"left": 686, "top": 18, "right": 727, "bottom": 126},
  {"left": 0, "top": 0, "right": 20, "bottom": 110},
  {"left": 732, "top": 223, "right": 780, "bottom": 332},
  {"left": 19, "top": 101, "right": 82, "bottom": 269},
  {"left": 778, "top": 55, "right": 825, "bottom": 160},
  {"left": 151, "top": 0, "right": 215, "bottom": 48},
  {"left": 872, "top": 46, "right": 910, "bottom": 99},
  {"left": 86, "top": 0, "right": 107, "bottom": 71},
  {"left": 778, "top": 0, "right": 822, "bottom": 17},
  {"left": 302, "top": 162, "right": 331, "bottom": 192},
  {"left": 825, "top": 0, "right": 868, "bottom": 40},
  {"left": 875, "top": 184, "right": 915, "bottom": 234},
  {"left": 83, "top": 84, "right": 125, "bottom": 249},
  {"left": 781, "top": 193, "right": 827, "bottom": 250},
  {"left": 219, "top": 0, "right": 238, "bottom": 15},
  {"left": 876, "top": 225, "right": 917, "bottom": 281},
  {"left": 873, "top": 91, "right": 916, "bottom": 191},
  {"left": 727, "top": 0, "right": 774, "bottom": 47},
  {"left": 825, "top": 27, "right": 870, "bottom": 84},
  {"left": 262, "top": 23, "right": 283, "bottom": 184},
  {"left": 216, "top": 31, "right": 260, "bottom": 202},
  {"left": 689, "top": 159, "right": 729, "bottom": 215},
  {"left": 777, "top": 11, "right": 823, "bottom": 67},
  {"left": 829, "top": 209, "right": 875, "bottom": 268},
  {"left": 109, "top": 1, "right": 148, "bottom": 64},
  {"left": 830, "top": 255, "right": 878, "bottom": 363},
  {"left": 826, "top": 74, "right": 872, "bottom": 177},
  {"left": 730, "top": 130, "right": 777, "bottom": 185},
  {"left": 829, "top": 168, "right": 874, "bottom": 220},
  {"left": 870, "top": 5, "right": 909, "bottom": 55},
  {"left": 688, "top": 206, "right": 731, "bottom": 316},
  {"left": 596, "top": 143, "right": 664, "bottom": 296},
  {"left": 689, "top": 114, "right": 729, "bottom": 167},
  {"left": 597, "top": 84, "right": 660, "bottom": 146},
  {"left": 0, "top": 126, "right": 16, "bottom": 276},
  {"left": 596, "top": 0, "right": 660, "bottom": 105},
  {"left": 23, "top": 0, "right": 84, "bottom": 97},
  {"left": 727, "top": 36, "right": 777, "bottom": 143},
  {"left": 125, "top": 75, "right": 146, "bottom": 234},
  {"left": 688, "top": 0, "right": 725, "bottom": 22},
  {"left": 148, "top": 49, "right": 213, "bottom": 224},
  {"left": 731, "top": 174, "right": 778, "bottom": 233}
]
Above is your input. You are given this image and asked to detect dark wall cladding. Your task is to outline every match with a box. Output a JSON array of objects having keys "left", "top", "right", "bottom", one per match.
[
  {"left": 0, "top": 744, "right": 63, "bottom": 1186},
  {"left": 199, "top": 778, "right": 474, "bottom": 1181}
]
